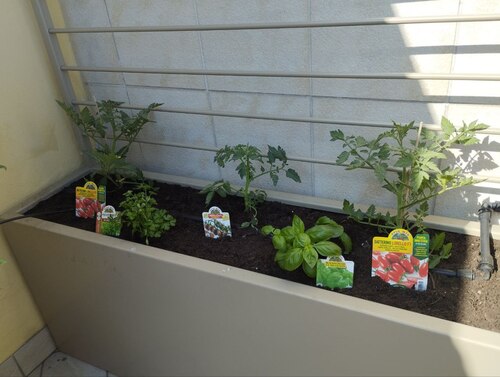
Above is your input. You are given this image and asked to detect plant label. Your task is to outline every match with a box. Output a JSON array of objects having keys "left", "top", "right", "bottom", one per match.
[
  {"left": 96, "top": 205, "right": 121, "bottom": 237},
  {"left": 75, "top": 181, "right": 99, "bottom": 219},
  {"left": 371, "top": 229, "right": 429, "bottom": 291},
  {"left": 202, "top": 206, "right": 232, "bottom": 239},
  {"left": 316, "top": 256, "right": 354, "bottom": 289}
]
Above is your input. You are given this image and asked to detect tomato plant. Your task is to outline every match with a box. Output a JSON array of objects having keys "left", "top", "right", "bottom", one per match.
[
  {"left": 203, "top": 144, "right": 301, "bottom": 228},
  {"left": 57, "top": 100, "right": 162, "bottom": 187},
  {"left": 331, "top": 117, "right": 488, "bottom": 234},
  {"left": 261, "top": 215, "right": 352, "bottom": 278}
]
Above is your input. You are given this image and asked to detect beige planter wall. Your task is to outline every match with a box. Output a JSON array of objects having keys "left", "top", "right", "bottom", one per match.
[
  {"left": 54, "top": 0, "right": 500, "bottom": 224},
  {"left": 0, "top": 1, "right": 83, "bottom": 363}
]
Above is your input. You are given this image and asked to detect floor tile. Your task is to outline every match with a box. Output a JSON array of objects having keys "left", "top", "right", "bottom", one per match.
[
  {"left": 41, "top": 352, "right": 106, "bottom": 377},
  {"left": 14, "top": 328, "right": 55, "bottom": 376},
  {"left": 0, "top": 357, "right": 22, "bottom": 377},
  {"left": 28, "top": 364, "right": 42, "bottom": 377}
]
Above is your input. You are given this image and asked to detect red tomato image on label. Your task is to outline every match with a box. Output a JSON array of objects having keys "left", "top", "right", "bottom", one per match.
[
  {"left": 372, "top": 258, "right": 380, "bottom": 269},
  {"left": 388, "top": 269, "right": 404, "bottom": 282},
  {"left": 82, "top": 197, "right": 94, "bottom": 206},
  {"left": 378, "top": 255, "right": 391, "bottom": 270},
  {"left": 391, "top": 262, "right": 406, "bottom": 276},
  {"left": 419, "top": 262, "right": 429, "bottom": 277},
  {"left": 385, "top": 253, "right": 401, "bottom": 263},
  {"left": 375, "top": 270, "right": 390, "bottom": 282},
  {"left": 400, "top": 258, "right": 415, "bottom": 273},
  {"left": 410, "top": 255, "right": 420, "bottom": 267}
]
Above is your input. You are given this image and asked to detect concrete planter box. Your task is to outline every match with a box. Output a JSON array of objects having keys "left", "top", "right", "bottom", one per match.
[{"left": 4, "top": 172, "right": 500, "bottom": 376}]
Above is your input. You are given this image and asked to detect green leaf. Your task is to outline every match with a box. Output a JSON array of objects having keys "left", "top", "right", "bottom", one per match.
[
  {"left": 292, "top": 215, "right": 305, "bottom": 234},
  {"left": 286, "top": 168, "right": 301, "bottom": 183},
  {"left": 302, "top": 262, "right": 317, "bottom": 278},
  {"left": 441, "top": 243, "right": 452, "bottom": 259},
  {"left": 315, "top": 216, "right": 338, "bottom": 226},
  {"left": 336, "top": 151, "right": 350, "bottom": 165},
  {"left": 281, "top": 226, "right": 297, "bottom": 242},
  {"left": 394, "top": 155, "right": 413, "bottom": 168},
  {"left": 431, "top": 232, "right": 445, "bottom": 252},
  {"left": 313, "top": 241, "right": 342, "bottom": 257},
  {"left": 261, "top": 225, "right": 275, "bottom": 236},
  {"left": 303, "top": 245, "right": 318, "bottom": 268},
  {"left": 374, "top": 164, "right": 387, "bottom": 183},
  {"left": 330, "top": 129, "right": 345, "bottom": 141},
  {"left": 339, "top": 232, "right": 353, "bottom": 254},
  {"left": 294, "top": 233, "right": 311, "bottom": 248},
  {"left": 272, "top": 234, "right": 287, "bottom": 250},
  {"left": 306, "top": 224, "right": 343, "bottom": 242},
  {"left": 282, "top": 248, "right": 304, "bottom": 271},
  {"left": 441, "top": 117, "right": 455, "bottom": 137}
]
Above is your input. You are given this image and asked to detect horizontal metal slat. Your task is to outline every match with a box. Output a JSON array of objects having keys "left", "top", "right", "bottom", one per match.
[
  {"left": 62, "top": 66, "right": 500, "bottom": 81},
  {"left": 49, "top": 14, "right": 500, "bottom": 33}
]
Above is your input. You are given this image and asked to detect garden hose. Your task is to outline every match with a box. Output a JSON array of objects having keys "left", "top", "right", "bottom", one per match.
[{"left": 431, "top": 268, "right": 475, "bottom": 280}]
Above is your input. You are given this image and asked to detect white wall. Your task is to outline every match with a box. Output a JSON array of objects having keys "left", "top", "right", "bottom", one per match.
[{"left": 54, "top": 0, "right": 500, "bottom": 223}]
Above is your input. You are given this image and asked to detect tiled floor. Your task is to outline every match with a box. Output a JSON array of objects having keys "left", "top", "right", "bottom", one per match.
[{"left": 28, "top": 352, "right": 115, "bottom": 377}]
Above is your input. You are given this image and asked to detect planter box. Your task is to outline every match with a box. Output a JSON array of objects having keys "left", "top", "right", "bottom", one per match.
[{"left": 4, "top": 173, "right": 500, "bottom": 376}]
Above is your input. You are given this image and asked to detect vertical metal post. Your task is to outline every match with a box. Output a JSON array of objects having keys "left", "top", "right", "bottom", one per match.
[{"left": 30, "top": 0, "right": 91, "bottom": 165}]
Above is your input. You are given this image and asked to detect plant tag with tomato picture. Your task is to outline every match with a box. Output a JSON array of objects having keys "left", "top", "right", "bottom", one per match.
[
  {"left": 202, "top": 206, "right": 232, "bottom": 239},
  {"left": 372, "top": 229, "right": 429, "bottom": 291},
  {"left": 96, "top": 205, "right": 121, "bottom": 237},
  {"left": 75, "top": 181, "right": 100, "bottom": 219},
  {"left": 316, "top": 256, "right": 354, "bottom": 290}
]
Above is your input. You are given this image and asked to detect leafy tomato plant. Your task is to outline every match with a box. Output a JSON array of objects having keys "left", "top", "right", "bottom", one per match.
[
  {"left": 261, "top": 215, "right": 352, "bottom": 278},
  {"left": 120, "top": 183, "right": 176, "bottom": 245},
  {"left": 202, "top": 144, "right": 301, "bottom": 228},
  {"left": 331, "top": 117, "right": 488, "bottom": 233},
  {"left": 57, "top": 100, "right": 162, "bottom": 187}
]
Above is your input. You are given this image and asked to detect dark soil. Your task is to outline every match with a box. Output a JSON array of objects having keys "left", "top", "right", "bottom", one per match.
[{"left": 27, "top": 177, "right": 500, "bottom": 333}]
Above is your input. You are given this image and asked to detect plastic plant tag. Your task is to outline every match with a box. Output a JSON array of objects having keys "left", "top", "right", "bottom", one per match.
[
  {"left": 96, "top": 205, "right": 121, "bottom": 237},
  {"left": 371, "top": 229, "right": 429, "bottom": 291},
  {"left": 75, "top": 181, "right": 99, "bottom": 218},
  {"left": 202, "top": 206, "right": 232, "bottom": 239},
  {"left": 316, "top": 256, "right": 354, "bottom": 289}
]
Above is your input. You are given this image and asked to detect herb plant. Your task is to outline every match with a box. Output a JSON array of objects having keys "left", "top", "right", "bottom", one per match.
[
  {"left": 331, "top": 117, "right": 488, "bottom": 234},
  {"left": 202, "top": 144, "right": 301, "bottom": 228},
  {"left": 57, "top": 100, "right": 162, "bottom": 186},
  {"left": 261, "top": 215, "right": 352, "bottom": 278},
  {"left": 120, "top": 183, "right": 176, "bottom": 245}
]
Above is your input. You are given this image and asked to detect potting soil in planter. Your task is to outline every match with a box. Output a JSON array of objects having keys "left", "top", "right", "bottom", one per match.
[{"left": 26, "top": 177, "right": 500, "bottom": 333}]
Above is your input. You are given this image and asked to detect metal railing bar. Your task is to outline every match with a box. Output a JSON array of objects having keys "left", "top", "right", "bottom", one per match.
[
  {"left": 49, "top": 14, "right": 500, "bottom": 34},
  {"left": 133, "top": 138, "right": 500, "bottom": 183},
  {"left": 73, "top": 101, "right": 500, "bottom": 135},
  {"left": 62, "top": 66, "right": 500, "bottom": 81}
]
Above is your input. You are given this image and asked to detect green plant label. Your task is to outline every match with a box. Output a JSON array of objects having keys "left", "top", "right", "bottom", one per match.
[
  {"left": 371, "top": 229, "right": 429, "bottom": 291},
  {"left": 202, "top": 206, "right": 232, "bottom": 239},
  {"left": 316, "top": 256, "right": 354, "bottom": 290},
  {"left": 96, "top": 205, "right": 121, "bottom": 237}
]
